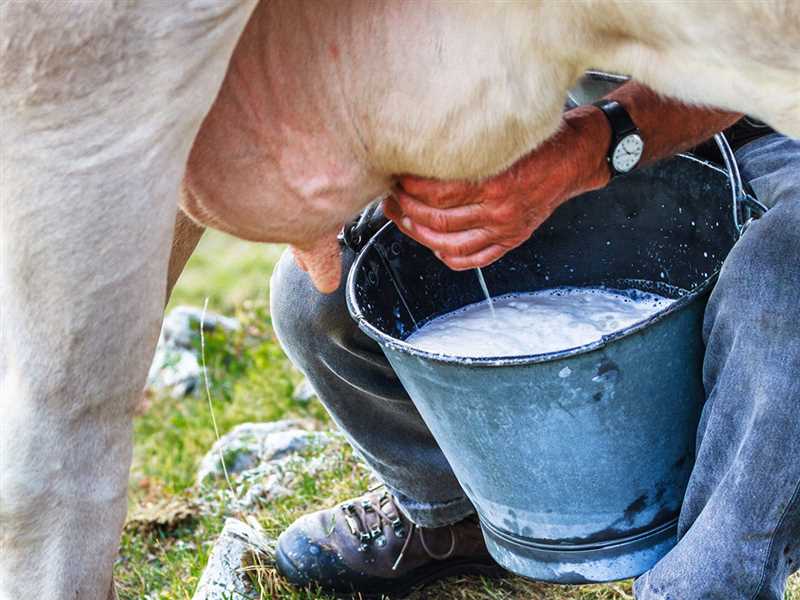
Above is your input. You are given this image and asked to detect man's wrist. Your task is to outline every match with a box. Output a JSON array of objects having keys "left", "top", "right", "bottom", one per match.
[{"left": 562, "top": 104, "right": 613, "bottom": 194}]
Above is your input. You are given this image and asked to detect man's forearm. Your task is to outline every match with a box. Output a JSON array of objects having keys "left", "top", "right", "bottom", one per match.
[
  {"left": 606, "top": 81, "right": 741, "bottom": 164},
  {"left": 564, "top": 81, "right": 742, "bottom": 193},
  {"left": 389, "top": 80, "right": 744, "bottom": 271}
]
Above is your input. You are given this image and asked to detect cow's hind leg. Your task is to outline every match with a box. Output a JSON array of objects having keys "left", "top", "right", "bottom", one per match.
[
  {"left": 167, "top": 208, "right": 206, "bottom": 302},
  {"left": 0, "top": 2, "right": 255, "bottom": 599}
]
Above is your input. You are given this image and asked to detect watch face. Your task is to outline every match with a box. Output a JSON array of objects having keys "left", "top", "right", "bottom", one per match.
[{"left": 612, "top": 133, "right": 644, "bottom": 173}]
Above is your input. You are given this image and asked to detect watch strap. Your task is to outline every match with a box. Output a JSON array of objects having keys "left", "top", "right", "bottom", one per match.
[
  {"left": 592, "top": 99, "right": 641, "bottom": 178},
  {"left": 592, "top": 99, "right": 637, "bottom": 141}
]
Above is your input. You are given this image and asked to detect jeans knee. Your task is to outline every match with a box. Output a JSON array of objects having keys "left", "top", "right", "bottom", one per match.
[
  {"left": 270, "top": 249, "right": 353, "bottom": 368},
  {"left": 270, "top": 251, "right": 304, "bottom": 335},
  {"left": 702, "top": 199, "right": 800, "bottom": 395},
  {"left": 271, "top": 251, "right": 317, "bottom": 362},
  {"left": 707, "top": 199, "right": 800, "bottom": 331}
]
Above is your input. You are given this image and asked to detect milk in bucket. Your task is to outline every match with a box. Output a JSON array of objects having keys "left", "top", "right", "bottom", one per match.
[{"left": 406, "top": 286, "right": 675, "bottom": 358}]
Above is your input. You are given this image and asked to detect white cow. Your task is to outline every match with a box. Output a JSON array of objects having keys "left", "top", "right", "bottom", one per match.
[{"left": 0, "top": 2, "right": 798, "bottom": 599}]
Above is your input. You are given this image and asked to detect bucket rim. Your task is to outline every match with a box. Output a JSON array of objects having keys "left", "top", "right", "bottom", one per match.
[{"left": 346, "top": 154, "right": 729, "bottom": 367}]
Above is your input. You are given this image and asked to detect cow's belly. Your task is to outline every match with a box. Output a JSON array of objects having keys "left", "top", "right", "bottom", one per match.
[
  {"left": 183, "top": 0, "right": 800, "bottom": 248},
  {"left": 182, "top": 0, "right": 576, "bottom": 245}
]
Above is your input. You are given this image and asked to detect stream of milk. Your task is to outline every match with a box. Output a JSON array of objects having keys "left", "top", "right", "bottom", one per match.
[
  {"left": 406, "top": 286, "right": 676, "bottom": 357},
  {"left": 474, "top": 268, "right": 496, "bottom": 319}
]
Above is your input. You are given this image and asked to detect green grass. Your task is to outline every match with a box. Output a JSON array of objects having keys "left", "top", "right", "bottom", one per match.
[
  {"left": 119, "top": 230, "right": 800, "bottom": 599},
  {"left": 166, "top": 230, "right": 286, "bottom": 312}
]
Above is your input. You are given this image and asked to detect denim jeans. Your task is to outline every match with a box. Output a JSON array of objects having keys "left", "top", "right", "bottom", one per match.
[{"left": 271, "top": 133, "right": 799, "bottom": 598}]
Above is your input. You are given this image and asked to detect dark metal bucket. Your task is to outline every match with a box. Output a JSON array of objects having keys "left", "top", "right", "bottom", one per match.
[{"left": 346, "top": 138, "right": 757, "bottom": 583}]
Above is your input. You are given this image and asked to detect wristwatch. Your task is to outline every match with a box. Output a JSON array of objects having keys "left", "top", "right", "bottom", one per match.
[{"left": 592, "top": 99, "right": 644, "bottom": 177}]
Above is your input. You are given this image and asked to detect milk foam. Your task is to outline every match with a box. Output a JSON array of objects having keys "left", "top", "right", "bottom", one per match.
[{"left": 405, "top": 286, "right": 676, "bottom": 358}]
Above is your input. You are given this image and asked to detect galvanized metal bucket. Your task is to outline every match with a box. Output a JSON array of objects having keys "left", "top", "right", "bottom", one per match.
[{"left": 346, "top": 137, "right": 759, "bottom": 583}]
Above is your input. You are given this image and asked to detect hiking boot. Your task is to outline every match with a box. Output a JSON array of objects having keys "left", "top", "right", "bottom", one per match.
[{"left": 275, "top": 488, "right": 503, "bottom": 598}]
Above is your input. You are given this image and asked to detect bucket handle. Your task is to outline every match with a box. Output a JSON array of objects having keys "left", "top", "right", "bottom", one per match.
[
  {"left": 579, "top": 71, "right": 767, "bottom": 236},
  {"left": 713, "top": 132, "right": 767, "bottom": 236}
]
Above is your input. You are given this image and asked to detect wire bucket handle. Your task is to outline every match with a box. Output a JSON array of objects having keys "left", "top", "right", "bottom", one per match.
[
  {"left": 579, "top": 70, "right": 766, "bottom": 236},
  {"left": 713, "top": 132, "right": 767, "bottom": 235}
]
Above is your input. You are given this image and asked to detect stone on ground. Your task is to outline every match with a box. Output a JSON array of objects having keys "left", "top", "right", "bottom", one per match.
[
  {"left": 147, "top": 305, "right": 240, "bottom": 398},
  {"left": 196, "top": 419, "right": 337, "bottom": 511},
  {"left": 196, "top": 420, "right": 328, "bottom": 485},
  {"left": 292, "top": 376, "right": 318, "bottom": 403},
  {"left": 191, "top": 518, "right": 273, "bottom": 600}
]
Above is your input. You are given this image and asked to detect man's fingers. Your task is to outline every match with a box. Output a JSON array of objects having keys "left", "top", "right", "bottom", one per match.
[
  {"left": 394, "top": 217, "right": 494, "bottom": 258},
  {"left": 439, "top": 244, "right": 508, "bottom": 271},
  {"left": 291, "top": 235, "right": 342, "bottom": 294},
  {"left": 390, "top": 192, "right": 484, "bottom": 233},
  {"left": 398, "top": 176, "right": 476, "bottom": 209},
  {"left": 382, "top": 195, "right": 404, "bottom": 223}
]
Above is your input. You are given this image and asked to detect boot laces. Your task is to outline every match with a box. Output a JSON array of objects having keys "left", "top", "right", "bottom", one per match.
[{"left": 339, "top": 486, "right": 456, "bottom": 571}]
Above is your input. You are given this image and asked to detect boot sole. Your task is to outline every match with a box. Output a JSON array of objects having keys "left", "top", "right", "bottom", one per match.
[{"left": 275, "top": 543, "right": 506, "bottom": 599}]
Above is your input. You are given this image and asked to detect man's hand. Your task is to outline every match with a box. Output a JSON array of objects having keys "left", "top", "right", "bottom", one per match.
[{"left": 384, "top": 105, "right": 611, "bottom": 270}]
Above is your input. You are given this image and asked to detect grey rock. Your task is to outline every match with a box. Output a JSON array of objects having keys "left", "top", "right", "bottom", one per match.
[
  {"left": 147, "top": 344, "right": 201, "bottom": 398},
  {"left": 292, "top": 377, "right": 318, "bottom": 403},
  {"left": 162, "top": 305, "right": 240, "bottom": 350},
  {"left": 191, "top": 518, "right": 273, "bottom": 600},
  {"left": 196, "top": 420, "right": 329, "bottom": 487},
  {"left": 232, "top": 449, "right": 340, "bottom": 511},
  {"left": 195, "top": 426, "right": 350, "bottom": 514},
  {"left": 146, "top": 305, "right": 239, "bottom": 398}
]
